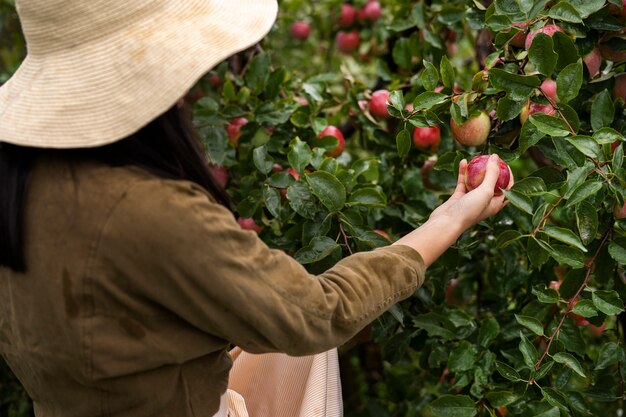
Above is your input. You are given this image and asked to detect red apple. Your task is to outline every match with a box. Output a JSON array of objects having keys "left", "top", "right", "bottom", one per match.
[
  {"left": 465, "top": 155, "right": 511, "bottom": 194},
  {"left": 374, "top": 229, "right": 392, "bottom": 241},
  {"left": 237, "top": 217, "right": 263, "bottom": 233},
  {"left": 600, "top": 39, "right": 626, "bottom": 63},
  {"left": 540, "top": 79, "right": 557, "bottom": 101},
  {"left": 609, "top": 0, "right": 626, "bottom": 20},
  {"left": 520, "top": 101, "right": 555, "bottom": 124},
  {"left": 336, "top": 30, "right": 360, "bottom": 52},
  {"left": 445, "top": 278, "right": 462, "bottom": 305},
  {"left": 291, "top": 21, "right": 311, "bottom": 40},
  {"left": 369, "top": 90, "right": 391, "bottom": 119},
  {"left": 614, "top": 73, "right": 626, "bottom": 100},
  {"left": 450, "top": 112, "right": 491, "bottom": 146},
  {"left": 287, "top": 168, "right": 300, "bottom": 181},
  {"left": 549, "top": 280, "right": 562, "bottom": 291},
  {"left": 226, "top": 117, "right": 248, "bottom": 145},
  {"left": 588, "top": 323, "right": 606, "bottom": 336},
  {"left": 209, "top": 165, "right": 228, "bottom": 189},
  {"left": 584, "top": 48, "right": 603, "bottom": 78},
  {"left": 413, "top": 125, "right": 441, "bottom": 152},
  {"left": 209, "top": 74, "right": 222, "bottom": 87},
  {"left": 339, "top": 4, "right": 358, "bottom": 27},
  {"left": 496, "top": 407, "right": 508, "bottom": 417},
  {"left": 509, "top": 22, "right": 527, "bottom": 48},
  {"left": 525, "top": 24, "right": 564, "bottom": 50},
  {"left": 363, "top": 1, "right": 382, "bottom": 22},
  {"left": 318, "top": 125, "right": 346, "bottom": 157}
]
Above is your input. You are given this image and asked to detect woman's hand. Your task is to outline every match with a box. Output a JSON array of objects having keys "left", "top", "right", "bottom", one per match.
[
  {"left": 429, "top": 154, "right": 514, "bottom": 229},
  {"left": 393, "top": 154, "right": 514, "bottom": 268}
]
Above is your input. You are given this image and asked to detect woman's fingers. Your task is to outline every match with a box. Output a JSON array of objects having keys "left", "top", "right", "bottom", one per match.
[
  {"left": 477, "top": 155, "right": 502, "bottom": 194},
  {"left": 453, "top": 159, "right": 468, "bottom": 195}
]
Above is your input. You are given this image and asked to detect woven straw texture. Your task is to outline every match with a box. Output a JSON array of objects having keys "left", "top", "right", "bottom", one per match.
[{"left": 0, "top": 0, "right": 278, "bottom": 148}]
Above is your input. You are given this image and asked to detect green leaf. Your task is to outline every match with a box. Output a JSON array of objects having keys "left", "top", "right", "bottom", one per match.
[
  {"left": 263, "top": 187, "right": 281, "bottom": 218},
  {"left": 560, "top": 270, "right": 586, "bottom": 299},
  {"left": 519, "top": 332, "right": 538, "bottom": 367},
  {"left": 305, "top": 172, "right": 346, "bottom": 213},
  {"left": 571, "top": 299, "right": 598, "bottom": 318},
  {"left": 429, "top": 395, "right": 477, "bottom": 417},
  {"left": 594, "top": 127, "right": 624, "bottom": 144},
  {"left": 495, "top": 361, "right": 522, "bottom": 381},
  {"left": 596, "top": 342, "right": 624, "bottom": 370},
  {"left": 550, "top": 245, "right": 585, "bottom": 269},
  {"left": 203, "top": 127, "right": 229, "bottom": 166},
  {"left": 529, "top": 114, "right": 572, "bottom": 137},
  {"left": 288, "top": 138, "right": 312, "bottom": 173},
  {"left": 413, "top": 313, "right": 458, "bottom": 339},
  {"left": 497, "top": 230, "right": 524, "bottom": 248},
  {"left": 440, "top": 55, "right": 455, "bottom": 88},
  {"left": 566, "top": 0, "right": 605, "bottom": 17},
  {"left": 512, "top": 177, "right": 547, "bottom": 196},
  {"left": 553, "top": 32, "right": 579, "bottom": 70},
  {"left": 519, "top": 121, "right": 546, "bottom": 153},
  {"left": 486, "top": 391, "right": 517, "bottom": 408},
  {"left": 543, "top": 226, "right": 587, "bottom": 252},
  {"left": 591, "top": 90, "right": 615, "bottom": 131},
  {"left": 532, "top": 285, "right": 560, "bottom": 303},
  {"left": 294, "top": 237, "right": 341, "bottom": 264},
  {"left": 448, "top": 341, "right": 478, "bottom": 372},
  {"left": 515, "top": 314, "right": 544, "bottom": 336},
  {"left": 421, "top": 61, "right": 440, "bottom": 91},
  {"left": 608, "top": 238, "right": 626, "bottom": 264},
  {"left": 346, "top": 188, "right": 387, "bottom": 208},
  {"left": 489, "top": 69, "right": 541, "bottom": 101},
  {"left": 548, "top": 2, "right": 583, "bottom": 22},
  {"left": 245, "top": 52, "right": 270, "bottom": 94},
  {"left": 565, "top": 180, "right": 603, "bottom": 208},
  {"left": 413, "top": 92, "right": 448, "bottom": 110},
  {"left": 528, "top": 237, "right": 550, "bottom": 268},
  {"left": 389, "top": 90, "right": 405, "bottom": 111},
  {"left": 478, "top": 317, "right": 500, "bottom": 348},
  {"left": 252, "top": 146, "right": 274, "bottom": 175},
  {"left": 552, "top": 352, "right": 586, "bottom": 378},
  {"left": 576, "top": 202, "right": 598, "bottom": 245},
  {"left": 528, "top": 34, "right": 557, "bottom": 76},
  {"left": 396, "top": 129, "right": 411, "bottom": 158},
  {"left": 534, "top": 361, "right": 555, "bottom": 381},
  {"left": 566, "top": 136, "right": 601, "bottom": 159},
  {"left": 496, "top": 97, "right": 526, "bottom": 121},
  {"left": 502, "top": 190, "right": 534, "bottom": 214},
  {"left": 541, "top": 387, "right": 569, "bottom": 411},
  {"left": 592, "top": 290, "right": 625, "bottom": 315},
  {"left": 556, "top": 60, "right": 583, "bottom": 104},
  {"left": 392, "top": 37, "right": 412, "bottom": 69},
  {"left": 287, "top": 182, "right": 318, "bottom": 220}
]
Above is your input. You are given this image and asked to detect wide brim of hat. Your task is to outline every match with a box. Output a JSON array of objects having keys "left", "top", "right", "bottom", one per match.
[{"left": 0, "top": 0, "right": 278, "bottom": 148}]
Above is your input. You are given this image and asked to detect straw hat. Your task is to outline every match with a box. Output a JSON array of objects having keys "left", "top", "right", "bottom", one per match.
[{"left": 0, "top": 0, "right": 278, "bottom": 148}]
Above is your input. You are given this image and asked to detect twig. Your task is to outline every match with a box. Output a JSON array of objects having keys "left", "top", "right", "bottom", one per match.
[
  {"left": 339, "top": 222, "right": 354, "bottom": 255},
  {"left": 532, "top": 196, "right": 564, "bottom": 235}
]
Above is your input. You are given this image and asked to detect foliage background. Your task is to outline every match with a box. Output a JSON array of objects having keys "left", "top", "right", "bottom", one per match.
[{"left": 1, "top": 0, "right": 626, "bottom": 416}]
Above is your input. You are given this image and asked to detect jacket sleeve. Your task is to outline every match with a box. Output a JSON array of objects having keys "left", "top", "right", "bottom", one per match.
[{"left": 96, "top": 178, "right": 425, "bottom": 356}]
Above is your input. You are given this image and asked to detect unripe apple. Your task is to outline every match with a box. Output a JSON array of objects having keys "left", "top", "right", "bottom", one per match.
[
  {"left": 614, "top": 73, "right": 626, "bottom": 100},
  {"left": 374, "top": 229, "right": 392, "bottom": 241},
  {"left": 413, "top": 125, "right": 441, "bottom": 152},
  {"left": 318, "top": 125, "right": 346, "bottom": 157},
  {"left": 465, "top": 155, "right": 511, "bottom": 194},
  {"left": 336, "top": 30, "right": 360, "bottom": 53},
  {"left": 237, "top": 217, "right": 263, "bottom": 233},
  {"left": 584, "top": 48, "right": 602, "bottom": 78},
  {"left": 209, "top": 165, "right": 228, "bottom": 189},
  {"left": 339, "top": 4, "right": 358, "bottom": 27},
  {"left": 520, "top": 101, "right": 555, "bottom": 124},
  {"left": 226, "top": 117, "right": 249, "bottom": 145},
  {"left": 540, "top": 79, "right": 557, "bottom": 101},
  {"left": 291, "top": 21, "right": 311, "bottom": 40},
  {"left": 363, "top": 1, "right": 382, "bottom": 22},
  {"left": 525, "top": 24, "right": 564, "bottom": 50},
  {"left": 450, "top": 112, "right": 491, "bottom": 146},
  {"left": 369, "top": 90, "right": 391, "bottom": 119},
  {"left": 614, "top": 201, "right": 626, "bottom": 219}
]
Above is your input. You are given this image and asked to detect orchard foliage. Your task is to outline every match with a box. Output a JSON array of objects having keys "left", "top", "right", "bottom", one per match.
[{"left": 2, "top": 0, "right": 626, "bottom": 415}]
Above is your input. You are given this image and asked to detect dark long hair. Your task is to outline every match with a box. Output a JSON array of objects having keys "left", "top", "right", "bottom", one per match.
[{"left": 0, "top": 104, "right": 228, "bottom": 272}]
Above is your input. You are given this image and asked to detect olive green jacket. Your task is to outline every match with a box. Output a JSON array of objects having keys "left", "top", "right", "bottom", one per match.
[{"left": 0, "top": 156, "right": 425, "bottom": 417}]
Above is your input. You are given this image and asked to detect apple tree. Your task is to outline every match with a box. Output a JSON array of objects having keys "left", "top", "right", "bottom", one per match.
[{"left": 2, "top": 0, "right": 626, "bottom": 416}]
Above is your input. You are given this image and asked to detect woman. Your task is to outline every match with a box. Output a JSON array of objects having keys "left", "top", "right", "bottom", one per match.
[{"left": 0, "top": 0, "right": 512, "bottom": 416}]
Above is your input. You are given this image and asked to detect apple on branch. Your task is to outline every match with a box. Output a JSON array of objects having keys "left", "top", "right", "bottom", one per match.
[
  {"left": 525, "top": 24, "right": 564, "bottom": 50},
  {"left": 237, "top": 217, "right": 263, "bottom": 234},
  {"left": 336, "top": 30, "right": 360, "bottom": 53},
  {"left": 412, "top": 125, "right": 441, "bottom": 153},
  {"left": 317, "top": 125, "right": 345, "bottom": 157},
  {"left": 369, "top": 90, "right": 391, "bottom": 119},
  {"left": 290, "top": 21, "right": 311, "bottom": 40},
  {"left": 338, "top": 4, "right": 357, "bottom": 27},
  {"left": 226, "top": 117, "right": 249, "bottom": 145},
  {"left": 450, "top": 111, "right": 491, "bottom": 146}
]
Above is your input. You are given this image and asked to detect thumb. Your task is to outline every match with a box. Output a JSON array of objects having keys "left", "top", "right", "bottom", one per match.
[{"left": 478, "top": 155, "right": 501, "bottom": 193}]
